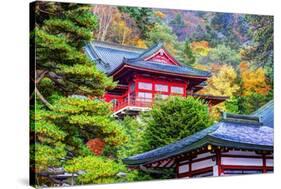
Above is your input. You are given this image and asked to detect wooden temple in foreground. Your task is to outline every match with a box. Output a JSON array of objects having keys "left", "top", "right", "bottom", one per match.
[
  {"left": 84, "top": 41, "right": 227, "bottom": 117},
  {"left": 123, "top": 100, "right": 274, "bottom": 178}
]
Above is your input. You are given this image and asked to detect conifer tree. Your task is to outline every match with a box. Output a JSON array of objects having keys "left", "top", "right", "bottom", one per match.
[
  {"left": 140, "top": 96, "right": 212, "bottom": 151},
  {"left": 31, "top": 2, "right": 126, "bottom": 186}
]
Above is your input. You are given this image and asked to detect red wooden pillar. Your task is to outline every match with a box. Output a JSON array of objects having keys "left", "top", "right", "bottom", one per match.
[
  {"left": 262, "top": 154, "right": 267, "bottom": 173},
  {"left": 152, "top": 77, "right": 155, "bottom": 106},
  {"left": 135, "top": 76, "right": 139, "bottom": 106},
  {"left": 175, "top": 160, "right": 179, "bottom": 178},
  {"left": 215, "top": 149, "right": 222, "bottom": 176}
]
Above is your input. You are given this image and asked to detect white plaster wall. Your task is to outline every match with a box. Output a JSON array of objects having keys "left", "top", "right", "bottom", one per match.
[
  {"left": 221, "top": 157, "right": 263, "bottom": 166},
  {"left": 192, "top": 159, "right": 215, "bottom": 170},
  {"left": 266, "top": 159, "right": 274, "bottom": 166},
  {"left": 178, "top": 164, "right": 189, "bottom": 173}
]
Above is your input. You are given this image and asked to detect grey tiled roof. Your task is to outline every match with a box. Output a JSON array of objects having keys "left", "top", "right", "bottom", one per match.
[
  {"left": 84, "top": 41, "right": 210, "bottom": 77},
  {"left": 123, "top": 112, "right": 273, "bottom": 166},
  {"left": 84, "top": 41, "right": 145, "bottom": 73},
  {"left": 251, "top": 100, "right": 274, "bottom": 128}
]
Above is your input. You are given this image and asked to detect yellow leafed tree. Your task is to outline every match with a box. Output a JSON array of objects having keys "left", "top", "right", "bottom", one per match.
[
  {"left": 200, "top": 64, "right": 240, "bottom": 97},
  {"left": 133, "top": 38, "right": 148, "bottom": 48},
  {"left": 110, "top": 11, "right": 132, "bottom": 45},
  {"left": 240, "top": 62, "right": 271, "bottom": 96},
  {"left": 198, "top": 64, "right": 240, "bottom": 120}
]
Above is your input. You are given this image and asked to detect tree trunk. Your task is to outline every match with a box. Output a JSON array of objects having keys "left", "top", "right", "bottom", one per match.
[{"left": 35, "top": 87, "right": 53, "bottom": 110}]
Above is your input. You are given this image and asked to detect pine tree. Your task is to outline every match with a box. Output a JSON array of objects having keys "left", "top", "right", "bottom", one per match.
[{"left": 31, "top": 2, "right": 126, "bottom": 186}]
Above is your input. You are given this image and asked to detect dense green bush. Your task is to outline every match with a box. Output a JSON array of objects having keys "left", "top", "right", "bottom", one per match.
[{"left": 140, "top": 96, "right": 213, "bottom": 151}]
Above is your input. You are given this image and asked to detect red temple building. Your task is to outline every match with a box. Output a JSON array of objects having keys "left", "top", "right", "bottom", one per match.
[
  {"left": 123, "top": 101, "right": 274, "bottom": 178},
  {"left": 84, "top": 41, "right": 227, "bottom": 117}
]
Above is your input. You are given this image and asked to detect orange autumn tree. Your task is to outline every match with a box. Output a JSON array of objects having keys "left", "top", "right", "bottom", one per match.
[{"left": 240, "top": 62, "right": 271, "bottom": 96}]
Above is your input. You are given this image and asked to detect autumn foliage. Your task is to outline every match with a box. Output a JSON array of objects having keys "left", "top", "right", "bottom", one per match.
[
  {"left": 200, "top": 64, "right": 239, "bottom": 97},
  {"left": 191, "top": 41, "right": 210, "bottom": 56},
  {"left": 240, "top": 62, "right": 271, "bottom": 96},
  {"left": 87, "top": 138, "right": 105, "bottom": 156}
]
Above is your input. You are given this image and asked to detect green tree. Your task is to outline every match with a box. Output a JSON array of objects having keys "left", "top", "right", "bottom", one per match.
[
  {"left": 245, "top": 15, "right": 273, "bottom": 67},
  {"left": 33, "top": 3, "right": 114, "bottom": 99},
  {"left": 146, "top": 23, "right": 195, "bottom": 66},
  {"left": 225, "top": 96, "right": 240, "bottom": 114},
  {"left": 177, "top": 41, "right": 196, "bottom": 66},
  {"left": 140, "top": 96, "right": 212, "bottom": 151},
  {"left": 245, "top": 15, "right": 273, "bottom": 83},
  {"left": 208, "top": 44, "right": 241, "bottom": 68},
  {"left": 116, "top": 116, "right": 145, "bottom": 159},
  {"left": 238, "top": 91, "right": 273, "bottom": 114},
  {"left": 31, "top": 2, "right": 126, "bottom": 186},
  {"left": 145, "top": 23, "right": 178, "bottom": 49}
]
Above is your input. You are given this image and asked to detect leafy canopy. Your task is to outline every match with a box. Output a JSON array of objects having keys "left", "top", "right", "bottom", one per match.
[{"left": 140, "top": 96, "right": 213, "bottom": 151}]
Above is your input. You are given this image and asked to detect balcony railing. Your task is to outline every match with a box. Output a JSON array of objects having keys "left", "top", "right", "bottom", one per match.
[
  {"left": 112, "top": 94, "right": 228, "bottom": 114},
  {"left": 112, "top": 97, "right": 153, "bottom": 113}
]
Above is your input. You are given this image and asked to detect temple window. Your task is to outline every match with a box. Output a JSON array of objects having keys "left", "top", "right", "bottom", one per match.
[
  {"left": 138, "top": 82, "right": 152, "bottom": 90},
  {"left": 171, "top": 86, "right": 184, "bottom": 94},
  {"left": 155, "top": 84, "right": 168, "bottom": 92}
]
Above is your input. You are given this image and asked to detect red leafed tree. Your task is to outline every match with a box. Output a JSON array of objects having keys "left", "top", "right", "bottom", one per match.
[{"left": 87, "top": 138, "right": 105, "bottom": 156}]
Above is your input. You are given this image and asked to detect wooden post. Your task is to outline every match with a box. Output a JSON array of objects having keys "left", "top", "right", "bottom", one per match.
[
  {"left": 214, "top": 148, "right": 222, "bottom": 176},
  {"left": 71, "top": 173, "right": 74, "bottom": 186},
  {"left": 175, "top": 160, "right": 179, "bottom": 178},
  {"left": 262, "top": 154, "right": 267, "bottom": 173},
  {"left": 188, "top": 155, "right": 192, "bottom": 178}
]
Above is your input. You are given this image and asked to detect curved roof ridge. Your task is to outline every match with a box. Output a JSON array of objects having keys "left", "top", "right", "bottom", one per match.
[{"left": 129, "top": 42, "right": 164, "bottom": 61}]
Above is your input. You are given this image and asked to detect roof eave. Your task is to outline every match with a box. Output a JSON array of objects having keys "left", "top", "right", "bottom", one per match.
[
  {"left": 109, "top": 63, "right": 210, "bottom": 80},
  {"left": 123, "top": 135, "right": 273, "bottom": 166}
]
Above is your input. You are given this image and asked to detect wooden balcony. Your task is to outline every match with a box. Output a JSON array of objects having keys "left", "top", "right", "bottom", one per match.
[
  {"left": 111, "top": 94, "right": 228, "bottom": 118},
  {"left": 112, "top": 97, "right": 153, "bottom": 117}
]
